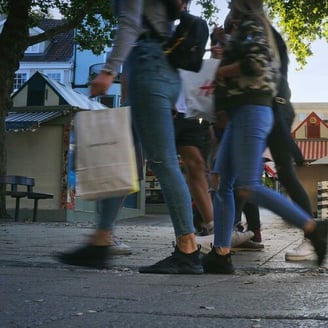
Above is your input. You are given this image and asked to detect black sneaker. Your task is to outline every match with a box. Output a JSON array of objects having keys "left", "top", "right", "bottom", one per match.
[
  {"left": 139, "top": 246, "right": 203, "bottom": 274},
  {"left": 55, "top": 244, "right": 110, "bottom": 269},
  {"left": 202, "top": 247, "right": 235, "bottom": 274},
  {"left": 305, "top": 220, "right": 328, "bottom": 266}
]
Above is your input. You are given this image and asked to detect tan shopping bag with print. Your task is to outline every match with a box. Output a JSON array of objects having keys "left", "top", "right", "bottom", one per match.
[{"left": 75, "top": 106, "right": 139, "bottom": 200}]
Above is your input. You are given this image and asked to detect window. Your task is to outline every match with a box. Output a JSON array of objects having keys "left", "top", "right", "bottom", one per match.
[
  {"left": 13, "top": 72, "right": 28, "bottom": 91},
  {"left": 100, "top": 95, "right": 115, "bottom": 108},
  {"left": 44, "top": 71, "right": 63, "bottom": 83},
  {"left": 307, "top": 118, "right": 320, "bottom": 139},
  {"left": 25, "top": 43, "right": 41, "bottom": 54},
  {"left": 100, "top": 95, "right": 122, "bottom": 108},
  {"left": 307, "top": 125, "right": 320, "bottom": 138}
]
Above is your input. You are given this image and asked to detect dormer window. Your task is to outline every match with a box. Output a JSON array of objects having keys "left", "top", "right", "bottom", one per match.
[
  {"left": 25, "top": 40, "right": 49, "bottom": 55},
  {"left": 25, "top": 26, "right": 50, "bottom": 55},
  {"left": 25, "top": 43, "right": 42, "bottom": 54}
]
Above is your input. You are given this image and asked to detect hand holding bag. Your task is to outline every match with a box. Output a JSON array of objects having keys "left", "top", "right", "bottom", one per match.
[{"left": 75, "top": 106, "right": 139, "bottom": 200}]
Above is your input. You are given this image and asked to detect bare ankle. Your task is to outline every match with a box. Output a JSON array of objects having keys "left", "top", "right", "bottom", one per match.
[
  {"left": 303, "top": 220, "right": 316, "bottom": 235},
  {"left": 89, "top": 229, "right": 113, "bottom": 246},
  {"left": 176, "top": 233, "right": 198, "bottom": 254},
  {"left": 215, "top": 247, "right": 230, "bottom": 256}
]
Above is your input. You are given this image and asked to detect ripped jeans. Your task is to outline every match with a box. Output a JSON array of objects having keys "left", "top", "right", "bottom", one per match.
[
  {"left": 97, "top": 39, "right": 195, "bottom": 237},
  {"left": 213, "top": 105, "right": 311, "bottom": 248}
]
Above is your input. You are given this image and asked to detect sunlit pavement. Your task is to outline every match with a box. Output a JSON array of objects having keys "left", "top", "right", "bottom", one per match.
[{"left": 0, "top": 209, "right": 327, "bottom": 328}]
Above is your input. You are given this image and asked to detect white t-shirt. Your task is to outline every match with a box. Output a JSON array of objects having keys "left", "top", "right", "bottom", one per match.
[{"left": 175, "top": 86, "right": 188, "bottom": 114}]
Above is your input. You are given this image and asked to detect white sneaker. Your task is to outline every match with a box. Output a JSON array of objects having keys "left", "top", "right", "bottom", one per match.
[
  {"left": 231, "top": 230, "right": 254, "bottom": 247},
  {"left": 285, "top": 239, "right": 315, "bottom": 261},
  {"left": 108, "top": 236, "right": 132, "bottom": 255},
  {"left": 195, "top": 234, "right": 213, "bottom": 254},
  {"left": 196, "top": 230, "right": 254, "bottom": 254}
]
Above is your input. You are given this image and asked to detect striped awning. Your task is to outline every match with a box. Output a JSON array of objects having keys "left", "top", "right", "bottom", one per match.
[
  {"left": 295, "top": 140, "right": 328, "bottom": 161},
  {"left": 264, "top": 162, "right": 277, "bottom": 178},
  {"left": 6, "top": 111, "right": 65, "bottom": 132}
]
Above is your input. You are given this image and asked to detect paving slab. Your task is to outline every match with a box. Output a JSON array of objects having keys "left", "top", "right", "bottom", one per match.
[{"left": 0, "top": 209, "right": 327, "bottom": 328}]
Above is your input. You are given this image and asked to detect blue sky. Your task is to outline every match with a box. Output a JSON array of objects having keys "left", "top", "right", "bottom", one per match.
[{"left": 191, "top": 1, "right": 328, "bottom": 103}]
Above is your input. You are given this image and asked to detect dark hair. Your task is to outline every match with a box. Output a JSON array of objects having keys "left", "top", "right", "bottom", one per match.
[{"left": 224, "top": 11, "right": 233, "bottom": 34}]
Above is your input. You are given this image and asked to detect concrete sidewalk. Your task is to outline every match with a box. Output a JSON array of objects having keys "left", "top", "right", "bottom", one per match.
[{"left": 0, "top": 209, "right": 327, "bottom": 328}]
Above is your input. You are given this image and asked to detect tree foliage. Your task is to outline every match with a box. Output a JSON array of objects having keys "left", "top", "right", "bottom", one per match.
[
  {"left": 196, "top": 0, "right": 328, "bottom": 67},
  {"left": 265, "top": 0, "right": 328, "bottom": 67}
]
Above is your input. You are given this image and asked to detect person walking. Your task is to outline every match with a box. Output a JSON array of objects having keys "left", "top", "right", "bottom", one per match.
[
  {"left": 202, "top": 0, "right": 328, "bottom": 274},
  {"left": 173, "top": 87, "right": 214, "bottom": 236},
  {"left": 267, "top": 27, "right": 317, "bottom": 262},
  {"left": 56, "top": 0, "right": 203, "bottom": 274}
]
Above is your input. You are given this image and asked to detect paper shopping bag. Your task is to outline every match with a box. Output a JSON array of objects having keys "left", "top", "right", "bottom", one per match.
[
  {"left": 179, "top": 58, "right": 220, "bottom": 123},
  {"left": 75, "top": 106, "right": 139, "bottom": 200}
]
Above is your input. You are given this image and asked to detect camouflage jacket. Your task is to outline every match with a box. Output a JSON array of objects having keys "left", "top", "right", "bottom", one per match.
[{"left": 215, "top": 16, "right": 280, "bottom": 112}]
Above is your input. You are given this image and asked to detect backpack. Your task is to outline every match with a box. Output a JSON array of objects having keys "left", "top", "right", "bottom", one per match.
[{"left": 164, "top": 11, "right": 209, "bottom": 72}]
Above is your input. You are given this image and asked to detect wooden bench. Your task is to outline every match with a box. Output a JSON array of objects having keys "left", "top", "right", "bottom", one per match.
[{"left": 0, "top": 175, "right": 54, "bottom": 222}]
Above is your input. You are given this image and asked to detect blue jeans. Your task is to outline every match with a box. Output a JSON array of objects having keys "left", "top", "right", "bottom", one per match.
[
  {"left": 213, "top": 105, "right": 311, "bottom": 248},
  {"left": 97, "top": 39, "right": 195, "bottom": 237}
]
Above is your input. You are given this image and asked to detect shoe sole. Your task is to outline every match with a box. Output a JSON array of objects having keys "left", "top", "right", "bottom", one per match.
[
  {"left": 139, "top": 264, "right": 204, "bottom": 274},
  {"left": 231, "top": 242, "right": 264, "bottom": 252},
  {"left": 203, "top": 266, "right": 235, "bottom": 274},
  {"left": 108, "top": 249, "right": 132, "bottom": 256},
  {"left": 55, "top": 253, "right": 109, "bottom": 270},
  {"left": 285, "top": 254, "right": 316, "bottom": 262},
  {"left": 231, "top": 247, "right": 264, "bottom": 252},
  {"left": 139, "top": 268, "right": 204, "bottom": 274}
]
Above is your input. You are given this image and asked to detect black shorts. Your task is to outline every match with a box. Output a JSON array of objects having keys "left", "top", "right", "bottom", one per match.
[{"left": 174, "top": 113, "right": 211, "bottom": 156}]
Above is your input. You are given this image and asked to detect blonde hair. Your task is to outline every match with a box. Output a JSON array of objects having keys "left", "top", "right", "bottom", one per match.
[{"left": 231, "top": 0, "right": 280, "bottom": 68}]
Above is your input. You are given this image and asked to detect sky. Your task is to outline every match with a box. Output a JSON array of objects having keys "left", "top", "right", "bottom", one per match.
[{"left": 190, "top": 1, "right": 328, "bottom": 103}]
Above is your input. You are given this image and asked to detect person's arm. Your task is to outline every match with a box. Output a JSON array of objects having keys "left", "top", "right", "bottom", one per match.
[
  {"left": 216, "top": 62, "right": 241, "bottom": 78},
  {"left": 217, "top": 19, "right": 268, "bottom": 80},
  {"left": 90, "top": 0, "right": 143, "bottom": 98}
]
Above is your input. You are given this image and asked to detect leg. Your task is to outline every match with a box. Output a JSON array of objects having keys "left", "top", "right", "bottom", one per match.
[
  {"left": 88, "top": 196, "right": 126, "bottom": 246},
  {"left": 174, "top": 116, "right": 213, "bottom": 233},
  {"left": 268, "top": 106, "right": 314, "bottom": 261},
  {"left": 243, "top": 202, "right": 261, "bottom": 233},
  {"left": 128, "top": 43, "right": 196, "bottom": 248},
  {"left": 242, "top": 202, "right": 263, "bottom": 245},
  {"left": 212, "top": 122, "right": 236, "bottom": 249},
  {"left": 233, "top": 106, "right": 311, "bottom": 229},
  {"left": 55, "top": 196, "right": 125, "bottom": 269},
  {"left": 201, "top": 123, "right": 236, "bottom": 274},
  {"left": 203, "top": 105, "right": 326, "bottom": 273},
  {"left": 175, "top": 117, "right": 213, "bottom": 233},
  {"left": 268, "top": 124, "right": 312, "bottom": 216},
  {"left": 178, "top": 144, "right": 213, "bottom": 228},
  {"left": 127, "top": 41, "right": 202, "bottom": 273},
  {"left": 233, "top": 106, "right": 326, "bottom": 264}
]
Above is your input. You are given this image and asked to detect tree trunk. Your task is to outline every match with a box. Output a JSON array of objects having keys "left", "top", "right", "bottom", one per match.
[
  {"left": 0, "top": 0, "right": 31, "bottom": 218},
  {"left": 0, "top": 98, "right": 8, "bottom": 218}
]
